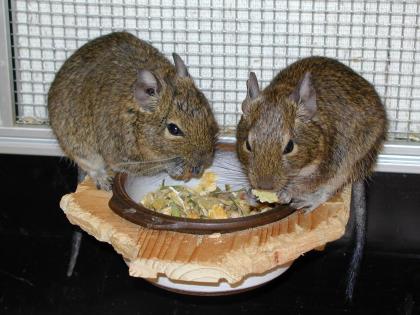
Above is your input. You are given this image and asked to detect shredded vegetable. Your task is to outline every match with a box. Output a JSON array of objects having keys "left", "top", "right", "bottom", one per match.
[{"left": 140, "top": 172, "right": 274, "bottom": 219}]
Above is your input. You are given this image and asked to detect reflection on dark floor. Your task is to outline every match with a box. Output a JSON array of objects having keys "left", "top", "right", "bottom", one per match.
[{"left": 1, "top": 154, "right": 419, "bottom": 314}]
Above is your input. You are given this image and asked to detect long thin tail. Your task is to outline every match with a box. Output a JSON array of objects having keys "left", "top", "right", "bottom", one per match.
[
  {"left": 345, "top": 179, "right": 367, "bottom": 302},
  {"left": 66, "top": 167, "right": 86, "bottom": 277}
]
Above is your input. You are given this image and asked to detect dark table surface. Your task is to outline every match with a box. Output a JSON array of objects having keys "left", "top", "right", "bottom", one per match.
[{"left": 1, "top": 154, "right": 420, "bottom": 315}]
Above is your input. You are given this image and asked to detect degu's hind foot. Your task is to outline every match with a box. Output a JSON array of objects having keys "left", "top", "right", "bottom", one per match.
[
  {"left": 290, "top": 188, "right": 333, "bottom": 213},
  {"left": 93, "top": 171, "right": 114, "bottom": 191},
  {"left": 73, "top": 154, "right": 115, "bottom": 191}
]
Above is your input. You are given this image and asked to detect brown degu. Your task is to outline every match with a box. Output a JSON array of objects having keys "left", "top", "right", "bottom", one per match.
[
  {"left": 48, "top": 32, "right": 219, "bottom": 190},
  {"left": 237, "top": 56, "right": 388, "bottom": 211}
]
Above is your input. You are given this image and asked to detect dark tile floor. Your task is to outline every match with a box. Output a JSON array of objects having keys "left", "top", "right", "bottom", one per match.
[{"left": 1, "top": 154, "right": 420, "bottom": 314}]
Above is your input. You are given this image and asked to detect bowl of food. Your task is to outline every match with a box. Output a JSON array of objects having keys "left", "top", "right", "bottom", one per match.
[
  {"left": 108, "top": 143, "right": 296, "bottom": 294},
  {"left": 109, "top": 144, "right": 296, "bottom": 234}
]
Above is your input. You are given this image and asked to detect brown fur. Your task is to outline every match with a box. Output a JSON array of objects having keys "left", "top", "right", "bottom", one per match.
[
  {"left": 48, "top": 32, "right": 219, "bottom": 189},
  {"left": 237, "top": 56, "right": 388, "bottom": 210}
]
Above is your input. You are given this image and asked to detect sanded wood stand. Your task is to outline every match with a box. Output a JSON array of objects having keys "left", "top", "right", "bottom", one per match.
[{"left": 60, "top": 178, "right": 351, "bottom": 285}]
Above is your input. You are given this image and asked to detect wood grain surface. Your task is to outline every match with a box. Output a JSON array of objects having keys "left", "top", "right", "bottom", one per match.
[{"left": 60, "top": 178, "right": 351, "bottom": 285}]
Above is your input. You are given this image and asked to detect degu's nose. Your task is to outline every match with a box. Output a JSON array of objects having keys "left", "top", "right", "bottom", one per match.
[
  {"left": 191, "top": 148, "right": 214, "bottom": 174},
  {"left": 191, "top": 165, "right": 204, "bottom": 177},
  {"left": 257, "top": 176, "right": 274, "bottom": 191}
]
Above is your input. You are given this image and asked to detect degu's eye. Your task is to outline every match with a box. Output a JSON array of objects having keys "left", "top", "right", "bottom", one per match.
[
  {"left": 146, "top": 88, "right": 155, "bottom": 96},
  {"left": 244, "top": 139, "right": 252, "bottom": 152},
  {"left": 167, "top": 123, "right": 184, "bottom": 136},
  {"left": 283, "top": 140, "right": 294, "bottom": 154}
]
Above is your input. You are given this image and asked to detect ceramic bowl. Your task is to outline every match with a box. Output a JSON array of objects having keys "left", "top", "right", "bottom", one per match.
[
  {"left": 110, "top": 143, "right": 296, "bottom": 294},
  {"left": 109, "top": 144, "right": 295, "bottom": 234}
]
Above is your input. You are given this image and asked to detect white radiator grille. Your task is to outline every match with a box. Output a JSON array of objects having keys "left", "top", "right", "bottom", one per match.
[{"left": 8, "top": 0, "right": 420, "bottom": 141}]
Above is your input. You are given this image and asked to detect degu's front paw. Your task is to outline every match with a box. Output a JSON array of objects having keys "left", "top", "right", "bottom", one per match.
[{"left": 276, "top": 190, "right": 292, "bottom": 204}]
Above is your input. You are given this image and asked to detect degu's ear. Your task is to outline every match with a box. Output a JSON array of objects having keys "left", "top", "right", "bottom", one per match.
[
  {"left": 134, "top": 69, "right": 161, "bottom": 113},
  {"left": 247, "top": 72, "right": 260, "bottom": 99},
  {"left": 242, "top": 72, "right": 260, "bottom": 115},
  {"left": 289, "top": 71, "right": 317, "bottom": 120},
  {"left": 172, "top": 53, "right": 189, "bottom": 78}
]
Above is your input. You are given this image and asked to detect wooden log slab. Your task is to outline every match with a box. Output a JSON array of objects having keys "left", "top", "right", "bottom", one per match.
[{"left": 60, "top": 178, "right": 351, "bottom": 285}]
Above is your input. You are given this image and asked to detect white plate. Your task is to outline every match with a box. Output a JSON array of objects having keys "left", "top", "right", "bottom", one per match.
[{"left": 147, "top": 262, "right": 293, "bottom": 295}]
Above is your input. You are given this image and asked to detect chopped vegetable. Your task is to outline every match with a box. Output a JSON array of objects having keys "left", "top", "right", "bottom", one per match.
[
  {"left": 140, "top": 171, "right": 275, "bottom": 219},
  {"left": 208, "top": 205, "right": 228, "bottom": 219},
  {"left": 252, "top": 189, "right": 279, "bottom": 203}
]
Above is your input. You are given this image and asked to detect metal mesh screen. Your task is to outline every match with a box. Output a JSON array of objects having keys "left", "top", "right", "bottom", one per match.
[{"left": 8, "top": 0, "right": 420, "bottom": 141}]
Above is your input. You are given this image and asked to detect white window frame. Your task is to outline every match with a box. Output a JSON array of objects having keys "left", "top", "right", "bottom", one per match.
[{"left": 0, "top": 1, "right": 419, "bottom": 172}]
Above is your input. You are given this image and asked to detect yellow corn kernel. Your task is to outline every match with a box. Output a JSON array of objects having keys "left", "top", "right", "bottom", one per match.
[{"left": 208, "top": 205, "right": 228, "bottom": 219}]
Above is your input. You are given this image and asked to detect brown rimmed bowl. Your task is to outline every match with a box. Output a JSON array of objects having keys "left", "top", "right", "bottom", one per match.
[{"left": 109, "top": 144, "right": 296, "bottom": 234}]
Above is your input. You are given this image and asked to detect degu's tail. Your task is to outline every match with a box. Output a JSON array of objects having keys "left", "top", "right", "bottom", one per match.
[{"left": 345, "top": 180, "right": 367, "bottom": 302}]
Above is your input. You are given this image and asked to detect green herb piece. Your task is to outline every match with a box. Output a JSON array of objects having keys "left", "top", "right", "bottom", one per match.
[
  {"left": 169, "top": 202, "right": 181, "bottom": 217},
  {"left": 229, "top": 196, "right": 244, "bottom": 216}
]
